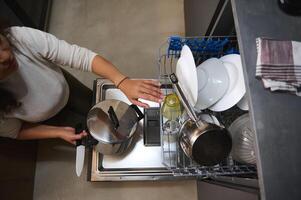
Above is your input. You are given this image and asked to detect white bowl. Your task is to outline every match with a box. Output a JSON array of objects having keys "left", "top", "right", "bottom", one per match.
[
  {"left": 209, "top": 54, "right": 246, "bottom": 112},
  {"left": 195, "top": 58, "right": 229, "bottom": 110},
  {"left": 237, "top": 94, "right": 249, "bottom": 111},
  {"left": 228, "top": 114, "right": 256, "bottom": 165}
]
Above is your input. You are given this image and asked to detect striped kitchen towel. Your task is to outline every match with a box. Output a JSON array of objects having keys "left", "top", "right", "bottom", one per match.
[{"left": 256, "top": 38, "right": 301, "bottom": 95}]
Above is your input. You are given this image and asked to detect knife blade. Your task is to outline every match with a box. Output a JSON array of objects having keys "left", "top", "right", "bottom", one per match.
[
  {"left": 76, "top": 145, "right": 85, "bottom": 177},
  {"left": 75, "top": 124, "right": 85, "bottom": 177}
]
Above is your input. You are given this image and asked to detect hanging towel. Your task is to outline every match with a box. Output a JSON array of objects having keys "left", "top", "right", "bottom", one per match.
[{"left": 256, "top": 38, "right": 301, "bottom": 95}]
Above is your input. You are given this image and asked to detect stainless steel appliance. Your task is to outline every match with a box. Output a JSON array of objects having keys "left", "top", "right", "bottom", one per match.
[{"left": 88, "top": 36, "right": 257, "bottom": 182}]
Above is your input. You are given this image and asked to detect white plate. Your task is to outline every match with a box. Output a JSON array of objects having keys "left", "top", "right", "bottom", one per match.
[
  {"left": 237, "top": 94, "right": 249, "bottom": 111},
  {"left": 175, "top": 45, "right": 198, "bottom": 107},
  {"left": 195, "top": 58, "right": 229, "bottom": 110},
  {"left": 209, "top": 54, "right": 246, "bottom": 112}
]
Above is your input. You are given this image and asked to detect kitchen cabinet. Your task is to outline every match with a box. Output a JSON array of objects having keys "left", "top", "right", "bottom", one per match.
[
  {"left": 0, "top": 0, "right": 51, "bottom": 30},
  {"left": 185, "top": 0, "right": 301, "bottom": 198},
  {"left": 197, "top": 180, "right": 259, "bottom": 200},
  {"left": 231, "top": 0, "right": 301, "bottom": 199},
  {"left": 184, "top": 0, "right": 221, "bottom": 36},
  {"left": 184, "top": 0, "right": 235, "bottom": 36},
  {"left": 0, "top": 138, "right": 37, "bottom": 200}
]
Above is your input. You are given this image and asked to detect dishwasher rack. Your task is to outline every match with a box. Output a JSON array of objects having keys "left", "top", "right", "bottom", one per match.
[{"left": 158, "top": 36, "right": 257, "bottom": 178}]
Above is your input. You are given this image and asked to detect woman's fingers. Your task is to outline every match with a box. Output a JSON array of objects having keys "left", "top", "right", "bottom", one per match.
[
  {"left": 139, "top": 93, "right": 162, "bottom": 103},
  {"left": 131, "top": 99, "right": 149, "bottom": 108},
  {"left": 142, "top": 80, "right": 161, "bottom": 87},
  {"left": 141, "top": 83, "right": 162, "bottom": 95},
  {"left": 139, "top": 87, "right": 162, "bottom": 102}
]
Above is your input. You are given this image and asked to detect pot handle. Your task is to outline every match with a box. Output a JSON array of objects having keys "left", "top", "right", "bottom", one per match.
[
  {"left": 169, "top": 73, "right": 203, "bottom": 127},
  {"left": 130, "top": 104, "right": 144, "bottom": 121},
  {"left": 75, "top": 123, "right": 98, "bottom": 147},
  {"left": 75, "top": 123, "right": 84, "bottom": 146},
  {"left": 108, "top": 106, "right": 120, "bottom": 130}
]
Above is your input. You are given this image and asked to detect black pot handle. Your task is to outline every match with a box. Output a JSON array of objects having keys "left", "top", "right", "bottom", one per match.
[
  {"left": 130, "top": 104, "right": 144, "bottom": 121},
  {"left": 108, "top": 106, "right": 119, "bottom": 130},
  {"left": 169, "top": 73, "right": 178, "bottom": 84},
  {"left": 75, "top": 123, "right": 98, "bottom": 147},
  {"left": 75, "top": 123, "right": 84, "bottom": 146}
]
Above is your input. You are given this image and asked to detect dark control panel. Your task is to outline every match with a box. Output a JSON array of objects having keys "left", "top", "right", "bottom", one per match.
[{"left": 143, "top": 107, "right": 161, "bottom": 146}]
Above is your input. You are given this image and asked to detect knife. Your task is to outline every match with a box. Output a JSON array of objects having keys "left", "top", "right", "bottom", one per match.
[{"left": 75, "top": 124, "right": 85, "bottom": 177}]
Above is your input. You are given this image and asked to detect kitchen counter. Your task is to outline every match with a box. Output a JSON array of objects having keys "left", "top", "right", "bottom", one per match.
[{"left": 231, "top": 0, "right": 301, "bottom": 199}]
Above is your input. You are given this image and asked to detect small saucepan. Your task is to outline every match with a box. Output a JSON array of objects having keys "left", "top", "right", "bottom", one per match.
[
  {"left": 77, "top": 99, "right": 144, "bottom": 155},
  {"left": 169, "top": 73, "right": 232, "bottom": 166},
  {"left": 75, "top": 99, "right": 144, "bottom": 176}
]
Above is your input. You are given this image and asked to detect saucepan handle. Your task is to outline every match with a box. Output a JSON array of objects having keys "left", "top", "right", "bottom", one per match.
[
  {"left": 130, "top": 104, "right": 144, "bottom": 121},
  {"left": 108, "top": 106, "right": 120, "bottom": 130},
  {"left": 75, "top": 123, "right": 84, "bottom": 146},
  {"left": 169, "top": 73, "right": 200, "bottom": 125},
  {"left": 75, "top": 123, "right": 98, "bottom": 147}
]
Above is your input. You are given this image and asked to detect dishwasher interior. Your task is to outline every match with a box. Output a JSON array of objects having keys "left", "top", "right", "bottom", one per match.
[{"left": 88, "top": 36, "right": 257, "bottom": 182}]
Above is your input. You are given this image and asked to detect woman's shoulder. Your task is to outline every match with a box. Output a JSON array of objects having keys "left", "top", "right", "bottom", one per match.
[
  {"left": 7, "top": 26, "right": 48, "bottom": 54},
  {"left": 8, "top": 26, "right": 44, "bottom": 41}
]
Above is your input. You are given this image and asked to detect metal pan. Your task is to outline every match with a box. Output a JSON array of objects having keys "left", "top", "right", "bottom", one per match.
[{"left": 169, "top": 73, "right": 232, "bottom": 166}]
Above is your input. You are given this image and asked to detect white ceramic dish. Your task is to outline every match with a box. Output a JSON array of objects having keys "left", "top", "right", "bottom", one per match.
[
  {"left": 195, "top": 58, "right": 229, "bottom": 110},
  {"left": 198, "top": 114, "right": 220, "bottom": 126},
  {"left": 237, "top": 94, "right": 249, "bottom": 111},
  {"left": 175, "top": 46, "right": 198, "bottom": 107},
  {"left": 209, "top": 54, "right": 246, "bottom": 112}
]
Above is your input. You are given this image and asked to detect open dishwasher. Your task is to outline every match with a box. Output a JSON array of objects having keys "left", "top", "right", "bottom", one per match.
[{"left": 88, "top": 36, "right": 257, "bottom": 182}]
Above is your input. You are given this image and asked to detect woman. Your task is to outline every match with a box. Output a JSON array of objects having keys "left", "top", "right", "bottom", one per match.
[{"left": 0, "top": 25, "right": 162, "bottom": 144}]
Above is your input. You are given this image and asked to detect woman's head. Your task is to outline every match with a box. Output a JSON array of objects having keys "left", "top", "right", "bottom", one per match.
[{"left": 0, "top": 21, "right": 18, "bottom": 81}]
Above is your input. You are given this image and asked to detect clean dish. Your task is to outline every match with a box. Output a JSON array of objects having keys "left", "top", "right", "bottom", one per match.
[
  {"left": 195, "top": 58, "right": 229, "bottom": 110},
  {"left": 176, "top": 47, "right": 198, "bottom": 107},
  {"left": 181, "top": 45, "right": 196, "bottom": 73},
  {"left": 237, "top": 94, "right": 249, "bottom": 111},
  {"left": 209, "top": 54, "right": 246, "bottom": 112},
  {"left": 228, "top": 114, "right": 256, "bottom": 165},
  {"left": 198, "top": 114, "right": 220, "bottom": 126}
]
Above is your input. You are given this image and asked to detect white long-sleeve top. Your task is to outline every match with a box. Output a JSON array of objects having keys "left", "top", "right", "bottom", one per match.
[{"left": 0, "top": 26, "right": 97, "bottom": 138}]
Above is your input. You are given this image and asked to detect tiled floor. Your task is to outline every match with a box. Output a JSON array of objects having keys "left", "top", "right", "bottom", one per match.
[{"left": 33, "top": 0, "right": 197, "bottom": 200}]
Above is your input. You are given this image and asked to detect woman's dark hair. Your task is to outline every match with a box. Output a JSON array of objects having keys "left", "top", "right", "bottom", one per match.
[
  {"left": 0, "top": 18, "right": 20, "bottom": 116},
  {"left": 0, "top": 88, "right": 21, "bottom": 116}
]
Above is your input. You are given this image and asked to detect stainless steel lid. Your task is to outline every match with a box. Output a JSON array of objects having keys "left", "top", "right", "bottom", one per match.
[{"left": 87, "top": 99, "right": 138, "bottom": 144}]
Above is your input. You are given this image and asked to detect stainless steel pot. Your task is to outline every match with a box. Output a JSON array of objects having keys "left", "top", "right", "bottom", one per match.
[
  {"left": 169, "top": 73, "right": 232, "bottom": 166},
  {"left": 87, "top": 99, "right": 144, "bottom": 155}
]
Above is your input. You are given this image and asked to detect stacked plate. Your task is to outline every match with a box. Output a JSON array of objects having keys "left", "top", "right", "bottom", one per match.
[{"left": 175, "top": 45, "right": 248, "bottom": 113}]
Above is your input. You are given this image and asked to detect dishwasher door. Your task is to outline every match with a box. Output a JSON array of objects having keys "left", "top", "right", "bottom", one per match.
[{"left": 88, "top": 79, "right": 192, "bottom": 181}]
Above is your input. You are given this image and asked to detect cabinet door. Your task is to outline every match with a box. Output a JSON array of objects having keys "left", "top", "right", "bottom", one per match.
[
  {"left": 0, "top": 0, "right": 51, "bottom": 30},
  {"left": 197, "top": 180, "right": 259, "bottom": 200},
  {"left": 184, "top": 0, "right": 221, "bottom": 36},
  {"left": 0, "top": 138, "right": 37, "bottom": 200}
]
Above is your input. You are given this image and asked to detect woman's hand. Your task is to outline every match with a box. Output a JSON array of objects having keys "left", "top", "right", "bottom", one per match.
[
  {"left": 118, "top": 79, "right": 163, "bottom": 108},
  {"left": 18, "top": 124, "right": 87, "bottom": 145},
  {"left": 58, "top": 127, "right": 87, "bottom": 145}
]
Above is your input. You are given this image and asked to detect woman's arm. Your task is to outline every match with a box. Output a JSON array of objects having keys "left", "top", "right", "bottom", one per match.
[
  {"left": 17, "top": 27, "right": 163, "bottom": 107},
  {"left": 17, "top": 123, "right": 87, "bottom": 145},
  {"left": 91, "top": 55, "right": 163, "bottom": 108}
]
